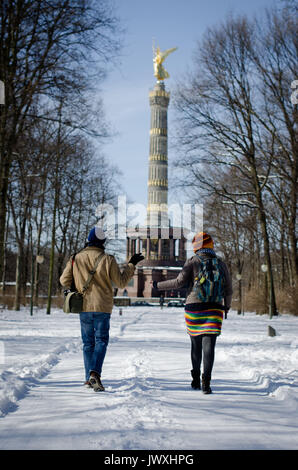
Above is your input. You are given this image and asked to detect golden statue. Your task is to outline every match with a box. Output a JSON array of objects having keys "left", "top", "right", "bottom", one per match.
[{"left": 153, "top": 44, "right": 177, "bottom": 81}]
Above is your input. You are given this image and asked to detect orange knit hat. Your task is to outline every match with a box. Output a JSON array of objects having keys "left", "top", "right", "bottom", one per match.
[{"left": 192, "top": 232, "right": 214, "bottom": 252}]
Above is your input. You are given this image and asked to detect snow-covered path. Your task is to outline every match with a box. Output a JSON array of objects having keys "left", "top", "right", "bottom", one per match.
[{"left": 0, "top": 307, "right": 297, "bottom": 450}]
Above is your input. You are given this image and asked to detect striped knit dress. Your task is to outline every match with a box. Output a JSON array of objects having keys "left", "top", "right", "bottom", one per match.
[{"left": 184, "top": 303, "right": 224, "bottom": 336}]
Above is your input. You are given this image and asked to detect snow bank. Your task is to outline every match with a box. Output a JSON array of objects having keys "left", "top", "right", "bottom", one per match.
[
  {"left": 0, "top": 340, "right": 80, "bottom": 416},
  {"left": 0, "top": 308, "right": 80, "bottom": 416},
  {"left": 0, "top": 307, "right": 297, "bottom": 450}
]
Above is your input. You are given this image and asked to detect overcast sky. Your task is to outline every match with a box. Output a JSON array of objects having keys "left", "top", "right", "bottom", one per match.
[{"left": 100, "top": 0, "right": 279, "bottom": 210}]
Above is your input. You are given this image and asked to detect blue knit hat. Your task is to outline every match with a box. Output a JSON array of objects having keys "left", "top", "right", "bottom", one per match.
[{"left": 87, "top": 226, "right": 106, "bottom": 246}]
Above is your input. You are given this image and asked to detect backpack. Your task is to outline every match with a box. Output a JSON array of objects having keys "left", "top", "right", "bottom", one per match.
[{"left": 193, "top": 255, "right": 225, "bottom": 303}]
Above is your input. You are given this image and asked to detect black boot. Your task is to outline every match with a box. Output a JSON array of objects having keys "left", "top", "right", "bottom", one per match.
[
  {"left": 202, "top": 374, "right": 212, "bottom": 394},
  {"left": 191, "top": 370, "right": 201, "bottom": 390}
]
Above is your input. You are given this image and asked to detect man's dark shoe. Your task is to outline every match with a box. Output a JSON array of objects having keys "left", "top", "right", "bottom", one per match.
[
  {"left": 89, "top": 371, "right": 105, "bottom": 392},
  {"left": 191, "top": 369, "right": 201, "bottom": 390}
]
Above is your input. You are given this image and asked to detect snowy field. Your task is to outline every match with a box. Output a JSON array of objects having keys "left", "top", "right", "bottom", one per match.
[{"left": 0, "top": 305, "right": 297, "bottom": 451}]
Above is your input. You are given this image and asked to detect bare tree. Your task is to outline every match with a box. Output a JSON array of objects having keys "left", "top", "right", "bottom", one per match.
[
  {"left": 0, "top": 0, "right": 121, "bottom": 283},
  {"left": 174, "top": 15, "right": 279, "bottom": 316},
  {"left": 249, "top": 5, "right": 298, "bottom": 286}
]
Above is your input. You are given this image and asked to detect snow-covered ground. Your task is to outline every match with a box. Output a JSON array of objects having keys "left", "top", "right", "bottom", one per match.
[{"left": 0, "top": 306, "right": 297, "bottom": 450}]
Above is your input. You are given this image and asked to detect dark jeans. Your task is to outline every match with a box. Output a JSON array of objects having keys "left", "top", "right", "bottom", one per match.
[
  {"left": 190, "top": 334, "right": 217, "bottom": 378},
  {"left": 80, "top": 312, "right": 110, "bottom": 381}
]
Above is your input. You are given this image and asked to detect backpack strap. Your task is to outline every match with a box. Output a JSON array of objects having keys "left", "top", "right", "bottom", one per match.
[
  {"left": 195, "top": 252, "right": 216, "bottom": 261},
  {"left": 70, "top": 254, "right": 77, "bottom": 291},
  {"left": 81, "top": 252, "right": 105, "bottom": 294},
  {"left": 70, "top": 247, "right": 84, "bottom": 291}
]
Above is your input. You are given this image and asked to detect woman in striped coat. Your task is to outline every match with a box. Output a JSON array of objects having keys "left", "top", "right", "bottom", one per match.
[{"left": 154, "top": 232, "right": 232, "bottom": 394}]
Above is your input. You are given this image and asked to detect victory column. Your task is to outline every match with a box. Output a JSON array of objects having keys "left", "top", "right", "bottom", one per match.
[{"left": 125, "top": 44, "right": 187, "bottom": 298}]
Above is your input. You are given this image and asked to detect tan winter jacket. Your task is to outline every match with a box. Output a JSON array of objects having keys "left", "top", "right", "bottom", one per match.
[{"left": 60, "top": 247, "right": 135, "bottom": 313}]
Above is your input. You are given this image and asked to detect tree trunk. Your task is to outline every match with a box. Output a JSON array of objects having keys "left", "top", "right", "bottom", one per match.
[
  {"left": 254, "top": 181, "right": 277, "bottom": 317},
  {"left": 280, "top": 213, "right": 286, "bottom": 289},
  {"left": 33, "top": 177, "right": 46, "bottom": 306},
  {"left": 46, "top": 181, "right": 59, "bottom": 315},
  {"left": 14, "top": 245, "right": 23, "bottom": 311},
  {"left": 0, "top": 155, "right": 10, "bottom": 283},
  {"left": 0, "top": 207, "right": 9, "bottom": 295},
  {"left": 46, "top": 102, "right": 62, "bottom": 315},
  {"left": 289, "top": 181, "right": 298, "bottom": 287}
]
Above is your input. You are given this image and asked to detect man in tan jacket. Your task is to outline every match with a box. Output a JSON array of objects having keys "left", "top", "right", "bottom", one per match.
[{"left": 60, "top": 226, "right": 144, "bottom": 391}]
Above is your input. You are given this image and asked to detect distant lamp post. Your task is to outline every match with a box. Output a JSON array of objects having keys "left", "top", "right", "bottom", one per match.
[
  {"left": 36, "top": 255, "right": 44, "bottom": 265},
  {"left": 261, "top": 264, "right": 269, "bottom": 316},
  {"left": 0, "top": 81, "right": 5, "bottom": 105},
  {"left": 236, "top": 273, "right": 243, "bottom": 315},
  {"left": 30, "top": 253, "right": 44, "bottom": 316},
  {"left": 261, "top": 264, "right": 268, "bottom": 273}
]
